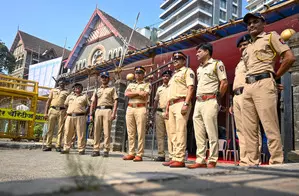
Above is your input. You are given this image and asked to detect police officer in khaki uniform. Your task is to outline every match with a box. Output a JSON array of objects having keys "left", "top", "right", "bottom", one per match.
[
  {"left": 152, "top": 70, "right": 173, "bottom": 162},
  {"left": 123, "top": 66, "right": 151, "bottom": 162},
  {"left": 61, "top": 83, "right": 90, "bottom": 155},
  {"left": 187, "top": 43, "right": 228, "bottom": 169},
  {"left": 242, "top": 13, "right": 295, "bottom": 165},
  {"left": 90, "top": 71, "right": 118, "bottom": 157},
  {"left": 163, "top": 52, "right": 195, "bottom": 168},
  {"left": 43, "top": 77, "right": 69, "bottom": 152}
]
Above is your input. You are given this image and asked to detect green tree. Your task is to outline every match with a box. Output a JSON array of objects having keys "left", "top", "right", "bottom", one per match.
[{"left": 0, "top": 41, "right": 16, "bottom": 74}]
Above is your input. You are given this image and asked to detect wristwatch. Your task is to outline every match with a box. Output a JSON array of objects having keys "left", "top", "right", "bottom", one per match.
[{"left": 183, "top": 102, "right": 189, "bottom": 106}]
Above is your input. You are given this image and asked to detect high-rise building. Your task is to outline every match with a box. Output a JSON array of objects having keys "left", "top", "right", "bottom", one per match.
[
  {"left": 246, "top": 0, "right": 282, "bottom": 13},
  {"left": 158, "top": 0, "right": 242, "bottom": 41}
]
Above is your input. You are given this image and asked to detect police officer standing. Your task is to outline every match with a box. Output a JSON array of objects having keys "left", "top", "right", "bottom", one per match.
[
  {"left": 43, "top": 77, "right": 69, "bottom": 152},
  {"left": 187, "top": 43, "right": 228, "bottom": 169},
  {"left": 163, "top": 52, "right": 195, "bottom": 168},
  {"left": 229, "top": 35, "right": 252, "bottom": 166},
  {"left": 61, "top": 83, "right": 90, "bottom": 155},
  {"left": 152, "top": 70, "right": 173, "bottom": 162},
  {"left": 90, "top": 71, "right": 118, "bottom": 157},
  {"left": 242, "top": 13, "right": 295, "bottom": 165},
  {"left": 123, "top": 66, "right": 151, "bottom": 162}
]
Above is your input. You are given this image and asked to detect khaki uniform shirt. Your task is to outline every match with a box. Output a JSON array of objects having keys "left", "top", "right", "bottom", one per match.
[
  {"left": 91, "top": 85, "right": 118, "bottom": 106},
  {"left": 154, "top": 84, "right": 169, "bottom": 109},
  {"left": 243, "top": 31, "right": 290, "bottom": 75},
  {"left": 196, "top": 58, "right": 227, "bottom": 96},
  {"left": 125, "top": 81, "right": 151, "bottom": 104},
  {"left": 168, "top": 66, "right": 195, "bottom": 101},
  {"left": 65, "top": 93, "right": 90, "bottom": 114},
  {"left": 49, "top": 88, "right": 69, "bottom": 107},
  {"left": 233, "top": 59, "right": 246, "bottom": 91}
]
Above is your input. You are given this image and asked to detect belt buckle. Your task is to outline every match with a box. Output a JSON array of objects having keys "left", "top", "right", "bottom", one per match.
[
  {"left": 72, "top": 113, "right": 76, "bottom": 117},
  {"left": 100, "top": 106, "right": 105, "bottom": 109},
  {"left": 55, "top": 106, "right": 59, "bottom": 110}
]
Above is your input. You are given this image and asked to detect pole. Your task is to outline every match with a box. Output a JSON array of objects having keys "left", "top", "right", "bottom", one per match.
[
  {"left": 119, "top": 12, "right": 140, "bottom": 68},
  {"left": 60, "top": 37, "right": 67, "bottom": 75},
  {"left": 230, "top": 96, "right": 237, "bottom": 165}
]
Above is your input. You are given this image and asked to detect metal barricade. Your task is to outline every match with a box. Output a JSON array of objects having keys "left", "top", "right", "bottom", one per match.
[{"left": 0, "top": 74, "right": 50, "bottom": 140}]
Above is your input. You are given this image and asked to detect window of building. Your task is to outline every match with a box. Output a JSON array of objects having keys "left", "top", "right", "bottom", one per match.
[
  {"left": 108, "top": 51, "right": 112, "bottom": 60},
  {"left": 82, "top": 59, "right": 86, "bottom": 68},
  {"left": 118, "top": 47, "right": 123, "bottom": 57},
  {"left": 113, "top": 50, "right": 117, "bottom": 59},
  {"left": 220, "top": 10, "right": 227, "bottom": 20},
  {"left": 220, "top": 0, "right": 227, "bottom": 9},
  {"left": 232, "top": 5, "right": 237, "bottom": 15},
  {"left": 233, "top": 0, "right": 237, "bottom": 3}
]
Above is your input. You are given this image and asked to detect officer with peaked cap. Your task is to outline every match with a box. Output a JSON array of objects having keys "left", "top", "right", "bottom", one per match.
[
  {"left": 163, "top": 51, "right": 195, "bottom": 168},
  {"left": 241, "top": 12, "right": 295, "bottom": 165},
  {"left": 123, "top": 66, "right": 151, "bottom": 162},
  {"left": 152, "top": 70, "right": 173, "bottom": 162},
  {"left": 187, "top": 42, "right": 228, "bottom": 169},
  {"left": 90, "top": 71, "right": 118, "bottom": 157},
  {"left": 61, "top": 83, "right": 90, "bottom": 155},
  {"left": 43, "top": 77, "right": 70, "bottom": 152}
]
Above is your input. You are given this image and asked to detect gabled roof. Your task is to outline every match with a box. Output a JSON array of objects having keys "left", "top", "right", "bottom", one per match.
[
  {"left": 10, "top": 31, "right": 71, "bottom": 58},
  {"left": 65, "top": 9, "right": 153, "bottom": 69}
]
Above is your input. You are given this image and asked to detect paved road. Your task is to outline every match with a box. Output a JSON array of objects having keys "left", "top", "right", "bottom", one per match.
[{"left": 0, "top": 149, "right": 299, "bottom": 195}]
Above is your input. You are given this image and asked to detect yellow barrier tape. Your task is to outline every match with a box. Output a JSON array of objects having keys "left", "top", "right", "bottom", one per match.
[{"left": 0, "top": 108, "right": 46, "bottom": 123}]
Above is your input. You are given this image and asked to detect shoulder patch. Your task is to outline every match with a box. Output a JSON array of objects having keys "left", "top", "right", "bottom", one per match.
[
  {"left": 279, "top": 38, "right": 286, "bottom": 44},
  {"left": 219, "top": 65, "right": 225, "bottom": 72},
  {"left": 190, "top": 73, "right": 195, "bottom": 79}
]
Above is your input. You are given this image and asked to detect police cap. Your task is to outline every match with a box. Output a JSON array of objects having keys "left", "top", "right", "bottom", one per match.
[
  {"left": 162, "top": 70, "right": 173, "bottom": 77},
  {"left": 173, "top": 52, "right": 187, "bottom": 60},
  {"left": 134, "top": 66, "right": 145, "bottom": 74},
  {"left": 100, "top": 71, "right": 109, "bottom": 78},
  {"left": 243, "top": 12, "right": 265, "bottom": 24},
  {"left": 236, "top": 34, "right": 251, "bottom": 47}
]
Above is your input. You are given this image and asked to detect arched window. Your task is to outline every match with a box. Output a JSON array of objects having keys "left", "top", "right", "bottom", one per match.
[
  {"left": 82, "top": 59, "right": 86, "bottom": 68},
  {"left": 108, "top": 51, "right": 112, "bottom": 60},
  {"left": 118, "top": 47, "right": 122, "bottom": 57},
  {"left": 113, "top": 49, "right": 117, "bottom": 59}
]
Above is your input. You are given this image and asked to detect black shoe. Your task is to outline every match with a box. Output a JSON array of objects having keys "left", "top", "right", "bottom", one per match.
[
  {"left": 103, "top": 152, "right": 109, "bottom": 157},
  {"left": 60, "top": 150, "right": 69, "bottom": 154},
  {"left": 91, "top": 151, "right": 100, "bottom": 157},
  {"left": 154, "top": 156, "right": 165, "bottom": 162},
  {"left": 56, "top": 147, "right": 62, "bottom": 152},
  {"left": 43, "top": 147, "right": 52, "bottom": 152},
  {"left": 79, "top": 151, "right": 85, "bottom": 155}
]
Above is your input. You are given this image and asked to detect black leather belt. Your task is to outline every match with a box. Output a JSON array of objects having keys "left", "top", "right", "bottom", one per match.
[
  {"left": 67, "top": 113, "right": 86, "bottom": 117},
  {"left": 96, "top": 106, "right": 113, "bottom": 110},
  {"left": 157, "top": 108, "right": 165, "bottom": 112},
  {"left": 245, "top": 73, "right": 272, "bottom": 84},
  {"left": 233, "top": 87, "right": 244, "bottom": 95},
  {"left": 51, "top": 106, "right": 66, "bottom": 110}
]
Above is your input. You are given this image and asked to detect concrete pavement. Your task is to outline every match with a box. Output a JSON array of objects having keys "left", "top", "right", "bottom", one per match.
[{"left": 0, "top": 148, "right": 299, "bottom": 196}]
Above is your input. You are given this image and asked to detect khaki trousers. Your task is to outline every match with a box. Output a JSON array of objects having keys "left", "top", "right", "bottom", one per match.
[
  {"left": 193, "top": 99, "right": 218, "bottom": 164},
  {"left": 63, "top": 116, "right": 87, "bottom": 152},
  {"left": 168, "top": 101, "right": 191, "bottom": 162},
  {"left": 234, "top": 94, "right": 262, "bottom": 165},
  {"left": 155, "top": 111, "right": 173, "bottom": 158},
  {"left": 56, "top": 122, "right": 65, "bottom": 148},
  {"left": 93, "top": 109, "right": 112, "bottom": 152},
  {"left": 126, "top": 106, "right": 147, "bottom": 157},
  {"left": 242, "top": 78, "right": 283, "bottom": 165},
  {"left": 46, "top": 108, "right": 66, "bottom": 148}
]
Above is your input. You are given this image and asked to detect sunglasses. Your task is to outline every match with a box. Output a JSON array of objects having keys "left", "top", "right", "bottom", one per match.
[
  {"left": 135, "top": 71, "right": 144, "bottom": 74},
  {"left": 101, "top": 76, "right": 109, "bottom": 78},
  {"left": 173, "top": 57, "right": 185, "bottom": 61}
]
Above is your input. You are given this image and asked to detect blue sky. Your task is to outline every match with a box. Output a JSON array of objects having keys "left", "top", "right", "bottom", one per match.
[{"left": 0, "top": 0, "right": 248, "bottom": 50}]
